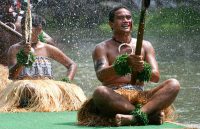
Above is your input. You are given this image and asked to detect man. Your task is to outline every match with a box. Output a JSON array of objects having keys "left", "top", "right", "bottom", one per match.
[
  {"left": 78, "top": 5, "right": 180, "bottom": 126},
  {"left": 0, "top": 0, "right": 56, "bottom": 66}
]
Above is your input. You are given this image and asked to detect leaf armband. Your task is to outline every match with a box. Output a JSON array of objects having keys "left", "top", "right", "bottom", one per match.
[
  {"left": 113, "top": 54, "right": 132, "bottom": 76},
  {"left": 113, "top": 54, "right": 152, "bottom": 82},
  {"left": 136, "top": 62, "right": 152, "bottom": 82}
]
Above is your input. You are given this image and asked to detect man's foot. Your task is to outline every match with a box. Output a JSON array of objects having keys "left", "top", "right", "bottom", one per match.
[
  {"left": 115, "top": 114, "right": 134, "bottom": 126},
  {"left": 148, "top": 111, "right": 165, "bottom": 125}
]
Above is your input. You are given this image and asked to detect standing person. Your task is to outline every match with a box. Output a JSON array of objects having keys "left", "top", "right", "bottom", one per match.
[
  {"left": 0, "top": 0, "right": 56, "bottom": 66},
  {"left": 78, "top": 5, "right": 180, "bottom": 126},
  {"left": 0, "top": 14, "right": 86, "bottom": 112}
]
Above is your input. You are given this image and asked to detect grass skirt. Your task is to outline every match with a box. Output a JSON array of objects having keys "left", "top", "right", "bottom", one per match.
[
  {"left": 0, "top": 80, "right": 86, "bottom": 112},
  {"left": 77, "top": 88, "right": 175, "bottom": 126},
  {"left": 0, "top": 65, "right": 12, "bottom": 92}
]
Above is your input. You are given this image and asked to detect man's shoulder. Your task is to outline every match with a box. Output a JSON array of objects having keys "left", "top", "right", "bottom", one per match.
[
  {"left": 94, "top": 39, "right": 112, "bottom": 49},
  {"left": 142, "top": 40, "right": 153, "bottom": 48},
  {"left": 141, "top": 40, "right": 155, "bottom": 54},
  {"left": 92, "top": 39, "right": 111, "bottom": 55}
]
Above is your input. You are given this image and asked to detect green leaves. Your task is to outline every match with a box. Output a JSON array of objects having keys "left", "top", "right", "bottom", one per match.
[
  {"left": 130, "top": 104, "right": 149, "bottom": 125},
  {"left": 61, "top": 77, "right": 71, "bottom": 83},
  {"left": 16, "top": 49, "right": 36, "bottom": 67},
  {"left": 38, "top": 31, "right": 46, "bottom": 43},
  {"left": 113, "top": 54, "right": 152, "bottom": 82},
  {"left": 137, "top": 62, "right": 152, "bottom": 82},
  {"left": 113, "top": 54, "right": 132, "bottom": 76}
]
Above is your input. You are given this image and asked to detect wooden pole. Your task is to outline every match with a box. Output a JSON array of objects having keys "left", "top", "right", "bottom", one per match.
[
  {"left": 131, "top": 0, "right": 150, "bottom": 85},
  {"left": 0, "top": 21, "right": 22, "bottom": 38}
]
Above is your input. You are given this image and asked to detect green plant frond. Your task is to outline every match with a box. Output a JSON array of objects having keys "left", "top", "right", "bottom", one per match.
[
  {"left": 113, "top": 54, "right": 132, "bottom": 76},
  {"left": 16, "top": 49, "right": 36, "bottom": 67}
]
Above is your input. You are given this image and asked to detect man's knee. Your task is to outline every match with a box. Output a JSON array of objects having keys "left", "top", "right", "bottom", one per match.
[
  {"left": 93, "top": 86, "right": 109, "bottom": 98},
  {"left": 166, "top": 78, "right": 180, "bottom": 93}
]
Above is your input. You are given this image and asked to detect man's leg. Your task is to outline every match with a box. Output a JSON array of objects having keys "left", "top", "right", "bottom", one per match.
[
  {"left": 115, "top": 78, "right": 180, "bottom": 126},
  {"left": 93, "top": 86, "right": 135, "bottom": 117},
  {"left": 142, "top": 78, "right": 180, "bottom": 114}
]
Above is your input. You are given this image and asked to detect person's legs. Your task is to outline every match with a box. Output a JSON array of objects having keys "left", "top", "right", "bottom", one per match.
[
  {"left": 141, "top": 78, "right": 180, "bottom": 114},
  {"left": 93, "top": 86, "right": 135, "bottom": 117},
  {"left": 115, "top": 78, "right": 180, "bottom": 126}
]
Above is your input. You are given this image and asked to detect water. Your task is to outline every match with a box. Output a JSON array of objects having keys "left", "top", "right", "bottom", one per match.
[{"left": 159, "top": 61, "right": 200, "bottom": 125}]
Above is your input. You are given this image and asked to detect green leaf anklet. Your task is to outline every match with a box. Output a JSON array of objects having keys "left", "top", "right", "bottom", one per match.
[
  {"left": 130, "top": 104, "right": 149, "bottom": 125},
  {"left": 113, "top": 54, "right": 132, "bottom": 76},
  {"left": 16, "top": 49, "right": 36, "bottom": 67}
]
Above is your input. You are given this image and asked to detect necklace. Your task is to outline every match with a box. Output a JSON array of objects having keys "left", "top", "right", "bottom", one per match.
[
  {"left": 112, "top": 37, "right": 133, "bottom": 54},
  {"left": 112, "top": 37, "right": 132, "bottom": 44}
]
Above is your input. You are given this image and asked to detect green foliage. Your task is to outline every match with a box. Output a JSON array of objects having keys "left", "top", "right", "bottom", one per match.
[
  {"left": 98, "top": 6, "right": 200, "bottom": 37},
  {"left": 61, "top": 77, "right": 71, "bottom": 83},
  {"left": 38, "top": 31, "right": 46, "bottom": 43},
  {"left": 98, "top": 24, "right": 112, "bottom": 34},
  {"left": 113, "top": 54, "right": 152, "bottom": 82},
  {"left": 137, "top": 62, "right": 152, "bottom": 82},
  {"left": 16, "top": 49, "right": 36, "bottom": 67},
  {"left": 146, "top": 7, "right": 200, "bottom": 35},
  {"left": 113, "top": 54, "right": 132, "bottom": 76},
  {"left": 130, "top": 104, "right": 149, "bottom": 125}
]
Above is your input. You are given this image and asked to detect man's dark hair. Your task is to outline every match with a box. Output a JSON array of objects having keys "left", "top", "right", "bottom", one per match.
[
  {"left": 109, "top": 5, "right": 130, "bottom": 22},
  {"left": 21, "top": 13, "right": 46, "bottom": 27}
]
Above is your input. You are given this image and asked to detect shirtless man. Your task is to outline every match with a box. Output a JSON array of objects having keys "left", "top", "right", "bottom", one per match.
[
  {"left": 0, "top": 0, "right": 55, "bottom": 66},
  {"left": 89, "top": 5, "right": 180, "bottom": 126}
]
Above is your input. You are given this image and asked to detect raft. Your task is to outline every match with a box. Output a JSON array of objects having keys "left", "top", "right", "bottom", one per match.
[{"left": 0, "top": 111, "right": 190, "bottom": 129}]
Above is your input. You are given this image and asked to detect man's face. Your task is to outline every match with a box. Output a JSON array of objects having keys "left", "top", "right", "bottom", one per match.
[
  {"left": 0, "top": 2, "right": 15, "bottom": 22},
  {"left": 110, "top": 8, "right": 133, "bottom": 34}
]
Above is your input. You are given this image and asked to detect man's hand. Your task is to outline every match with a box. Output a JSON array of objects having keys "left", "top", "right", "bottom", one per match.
[{"left": 127, "top": 55, "right": 144, "bottom": 72}]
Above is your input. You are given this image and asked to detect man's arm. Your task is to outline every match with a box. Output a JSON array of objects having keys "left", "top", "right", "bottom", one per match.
[
  {"left": 144, "top": 41, "right": 160, "bottom": 83},
  {"left": 47, "top": 45, "right": 77, "bottom": 81},
  {"left": 92, "top": 44, "right": 119, "bottom": 83}
]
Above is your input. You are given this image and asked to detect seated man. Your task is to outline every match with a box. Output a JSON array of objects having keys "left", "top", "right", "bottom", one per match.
[
  {"left": 77, "top": 5, "right": 180, "bottom": 126},
  {"left": 0, "top": 14, "right": 86, "bottom": 112},
  {"left": 0, "top": 0, "right": 56, "bottom": 66}
]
